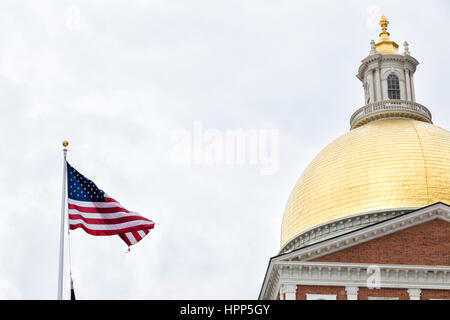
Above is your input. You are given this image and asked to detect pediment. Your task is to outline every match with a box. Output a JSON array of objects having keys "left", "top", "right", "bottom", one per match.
[{"left": 273, "top": 203, "right": 449, "bottom": 264}]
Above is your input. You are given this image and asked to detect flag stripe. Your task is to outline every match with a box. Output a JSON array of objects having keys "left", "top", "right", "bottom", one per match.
[
  {"left": 119, "top": 233, "right": 132, "bottom": 246},
  {"left": 68, "top": 209, "right": 150, "bottom": 220},
  {"left": 69, "top": 218, "right": 154, "bottom": 231},
  {"left": 131, "top": 231, "right": 141, "bottom": 243},
  {"left": 68, "top": 199, "right": 124, "bottom": 208},
  {"left": 138, "top": 230, "right": 147, "bottom": 238},
  {"left": 70, "top": 222, "right": 155, "bottom": 236},
  {"left": 127, "top": 232, "right": 138, "bottom": 245},
  {"left": 68, "top": 214, "right": 152, "bottom": 225},
  {"left": 68, "top": 203, "right": 131, "bottom": 214}
]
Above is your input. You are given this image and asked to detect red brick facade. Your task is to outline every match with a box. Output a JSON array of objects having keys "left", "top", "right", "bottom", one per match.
[
  {"left": 292, "top": 219, "right": 450, "bottom": 300},
  {"left": 312, "top": 219, "right": 449, "bottom": 266},
  {"left": 421, "top": 289, "right": 450, "bottom": 300},
  {"left": 289, "top": 286, "right": 449, "bottom": 300}
]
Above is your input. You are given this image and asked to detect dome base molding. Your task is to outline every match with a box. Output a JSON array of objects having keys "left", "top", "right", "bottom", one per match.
[{"left": 280, "top": 208, "right": 416, "bottom": 254}]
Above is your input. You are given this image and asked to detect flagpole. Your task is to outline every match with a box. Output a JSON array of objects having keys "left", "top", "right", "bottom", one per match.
[{"left": 58, "top": 140, "right": 69, "bottom": 300}]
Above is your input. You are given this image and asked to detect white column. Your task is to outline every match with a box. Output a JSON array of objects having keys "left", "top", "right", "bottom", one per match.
[
  {"left": 345, "top": 286, "right": 359, "bottom": 300},
  {"left": 381, "top": 74, "right": 388, "bottom": 100},
  {"left": 405, "top": 69, "right": 412, "bottom": 101},
  {"left": 410, "top": 74, "right": 416, "bottom": 102},
  {"left": 280, "top": 284, "right": 297, "bottom": 300},
  {"left": 408, "top": 289, "right": 421, "bottom": 300},
  {"left": 400, "top": 78, "right": 406, "bottom": 100},
  {"left": 375, "top": 67, "right": 382, "bottom": 101},
  {"left": 367, "top": 71, "right": 375, "bottom": 104}
]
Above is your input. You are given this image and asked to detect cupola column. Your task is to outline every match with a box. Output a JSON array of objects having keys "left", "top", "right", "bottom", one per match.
[
  {"left": 366, "top": 70, "right": 375, "bottom": 104},
  {"left": 410, "top": 73, "right": 416, "bottom": 102},
  {"left": 375, "top": 67, "right": 382, "bottom": 101},
  {"left": 405, "top": 68, "right": 412, "bottom": 100}
]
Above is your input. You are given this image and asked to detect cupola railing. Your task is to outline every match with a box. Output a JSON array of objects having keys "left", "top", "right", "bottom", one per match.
[{"left": 350, "top": 100, "right": 432, "bottom": 129}]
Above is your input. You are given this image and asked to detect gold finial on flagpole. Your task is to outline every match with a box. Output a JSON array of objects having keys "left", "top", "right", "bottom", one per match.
[{"left": 62, "top": 140, "right": 69, "bottom": 147}]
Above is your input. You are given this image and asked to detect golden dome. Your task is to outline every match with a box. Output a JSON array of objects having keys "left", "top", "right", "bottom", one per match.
[{"left": 280, "top": 119, "right": 450, "bottom": 248}]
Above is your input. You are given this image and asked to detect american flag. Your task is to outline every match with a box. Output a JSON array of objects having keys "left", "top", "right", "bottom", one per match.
[{"left": 67, "top": 162, "right": 155, "bottom": 248}]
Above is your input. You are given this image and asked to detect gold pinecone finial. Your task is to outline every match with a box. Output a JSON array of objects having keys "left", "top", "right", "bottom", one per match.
[
  {"left": 375, "top": 15, "right": 399, "bottom": 54},
  {"left": 379, "top": 15, "right": 390, "bottom": 39},
  {"left": 380, "top": 16, "right": 389, "bottom": 30}
]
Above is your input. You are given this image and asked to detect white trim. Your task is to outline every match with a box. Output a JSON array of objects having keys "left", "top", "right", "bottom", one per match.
[
  {"left": 306, "top": 294, "right": 337, "bottom": 300},
  {"left": 264, "top": 261, "right": 450, "bottom": 300},
  {"left": 368, "top": 297, "right": 399, "bottom": 300},
  {"left": 382, "top": 69, "right": 404, "bottom": 81}
]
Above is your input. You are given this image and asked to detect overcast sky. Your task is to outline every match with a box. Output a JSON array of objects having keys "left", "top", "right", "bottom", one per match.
[{"left": 0, "top": 0, "right": 449, "bottom": 299}]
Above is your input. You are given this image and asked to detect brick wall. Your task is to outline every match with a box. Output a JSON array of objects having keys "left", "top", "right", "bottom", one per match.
[
  {"left": 292, "top": 287, "right": 450, "bottom": 300},
  {"left": 421, "top": 289, "right": 450, "bottom": 300},
  {"left": 312, "top": 219, "right": 449, "bottom": 266}
]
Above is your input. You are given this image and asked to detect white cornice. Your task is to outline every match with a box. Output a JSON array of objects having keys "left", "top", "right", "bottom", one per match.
[
  {"left": 261, "top": 262, "right": 449, "bottom": 300},
  {"left": 357, "top": 53, "right": 419, "bottom": 81},
  {"left": 280, "top": 207, "right": 415, "bottom": 254}
]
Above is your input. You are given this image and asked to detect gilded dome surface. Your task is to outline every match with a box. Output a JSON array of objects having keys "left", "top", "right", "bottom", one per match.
[{"left": 280, "top": 119, "right": 450, "bottom": 248}]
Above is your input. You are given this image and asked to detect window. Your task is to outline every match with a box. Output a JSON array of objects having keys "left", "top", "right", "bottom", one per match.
[
  {"left": 306, "top": 294, "right": 337, "bottom": 300},
  {"left": 387, "top": 74, "right": 401, "bottom": 100}
]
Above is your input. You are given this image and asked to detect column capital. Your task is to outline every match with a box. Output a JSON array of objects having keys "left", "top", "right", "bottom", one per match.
[
  {"left": 407, "top": 288, "right": 421, "bottom": 300},
  {"left": 345, "top": 286, "right": 359, "bottom": 300},
  {"left": 280, "top": 284, "right": 297, "bottom": 300}
]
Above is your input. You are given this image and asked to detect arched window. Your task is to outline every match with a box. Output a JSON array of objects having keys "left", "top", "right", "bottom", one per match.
[{"left": 387, "top": 74, "right": 401, "bottom": 100}]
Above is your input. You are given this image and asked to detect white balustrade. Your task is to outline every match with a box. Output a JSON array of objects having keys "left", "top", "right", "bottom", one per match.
[{"left": 350, "top": 100, "right": 432, "bottom": 129}]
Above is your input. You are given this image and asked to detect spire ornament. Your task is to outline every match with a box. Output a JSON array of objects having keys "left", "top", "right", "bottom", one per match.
[
  {"left": 370, "top": 40, "right": 376, "bottom": 55},
  {"left": 379, "top": 15, "right": 390, "bottom": 39},
  {"left": 403, "top": 41, "right": 410, "bottom": 55},
  {"left": 374, "top": 15, "right": 399, "bottom": 54}
]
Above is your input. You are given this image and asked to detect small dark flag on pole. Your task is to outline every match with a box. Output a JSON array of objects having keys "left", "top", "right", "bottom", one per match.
[
  {"left": 66, "top": 162, "right": 155, "bottom": 250},
  {"left": 70, "top": 275, "right": 76, "bottom": 301}
]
